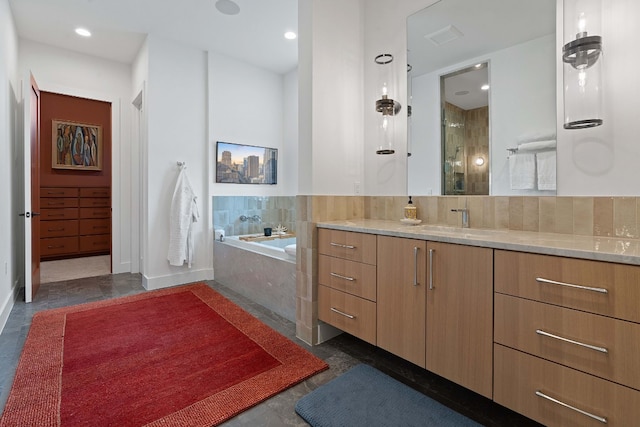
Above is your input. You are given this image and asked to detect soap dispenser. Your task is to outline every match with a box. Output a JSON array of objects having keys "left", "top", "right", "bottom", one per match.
[{"left": 404, "top": 196, "right": 417, "bottom": 220}]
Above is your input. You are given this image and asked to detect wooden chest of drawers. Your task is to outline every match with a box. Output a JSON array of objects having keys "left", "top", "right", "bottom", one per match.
[
  {"left": 40, "top": 186, "right": 111, "bottom": 260},
  {"left": 494, "top": 250, "right": 640, "bottom": 426},
  {"left": 317, "top": 229, "right": 377, "bottom": 345}
]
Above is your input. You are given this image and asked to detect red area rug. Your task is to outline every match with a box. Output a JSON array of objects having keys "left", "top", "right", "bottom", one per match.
[{"left": 0, "top": 283, "right": 327, "bottom": 426}]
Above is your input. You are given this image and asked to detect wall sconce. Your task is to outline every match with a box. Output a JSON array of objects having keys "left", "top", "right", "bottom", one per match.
[
  {"left": 375, "top": 54, "right": 401, "bottom": 155},
  {"left": 562, "top": 0, "right": 603, "bottom": 130},
  {"left": 474, "top": 156, "right": 485, "bottom": 166}
]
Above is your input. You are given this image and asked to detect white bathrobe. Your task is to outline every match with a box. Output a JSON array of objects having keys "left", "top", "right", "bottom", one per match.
[{"left": 168, "top": 168, "right": 199, "bottom": 267}]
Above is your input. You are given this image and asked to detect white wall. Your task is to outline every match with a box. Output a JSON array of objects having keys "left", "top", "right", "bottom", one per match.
[
  {"left": 143, "top": 35, "right": 212, "bottom": 289},
  {"left": 556, "top": 0, "right": 640, "bottom": 196},
  {"left": 0, "top": 0, "right": 19, "bottom": 331},
  {"left": 208, "top": 52, "right": 296, "bottom": 196},
  {"left": 17, "top": 39, "right": 134, "bottom": 274},
  {"left": 298, "top": 0, "right": 365, "bottom": 196}
]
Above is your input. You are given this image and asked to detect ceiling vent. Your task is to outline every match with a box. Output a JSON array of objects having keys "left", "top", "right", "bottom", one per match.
[{"left": 425, "top": 25, "right": 463, "bottom": 46}]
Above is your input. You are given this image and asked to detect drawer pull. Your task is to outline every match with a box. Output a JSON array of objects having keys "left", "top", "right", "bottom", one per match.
[
  {"left": 46, "top": 191, "right": 65, "bottom": 195},
  {"left": 47, "top": 245, "right": 65, "bottom": 249},
  {"left": 48, "top": 213, "right": 65, "bottom": 217},
  {"left": 536, "top": 277, "right": 608, "bottom": 294},
  {"left": 428, "top": 249, "right": 434, "bottom": 290},
  {"left": 47, "top": 227, "right": 65, "bottom": 232},
  {"left": 536, "top": 329, "right": 608, "bottom": 353},
  {"left": 330, "top": 272, "right": 355, "bottom": 281},
  {"left": 413, "top": 246, "right": 419, "bottom": 286},
  {"left": 47, "top": 201, "right": 64, "bottom": 205},
  {"left": 330, "top": 307, "right": 356, "bottom": 319},
  {"left": 330, "top": 242, "right": 356, "bottom": 249},
  {"left": 535, "top": 391, "right": 607, "bottom": 424}
]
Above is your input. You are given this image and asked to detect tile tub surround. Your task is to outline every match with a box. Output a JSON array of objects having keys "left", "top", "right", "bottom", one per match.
[
  {"left": 212, "top": 196, "right": 296, "bottom": 237},
  {"left": 295, "top": 195, "right": 640, "bottom": 345},
  {"left": 213, "top": 240, "right": 296, "bottom": 323}
]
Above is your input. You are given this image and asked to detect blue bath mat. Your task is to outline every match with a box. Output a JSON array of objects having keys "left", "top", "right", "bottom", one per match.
[{"left": 295, "top": 364, "right": 481, "bottom": 427}]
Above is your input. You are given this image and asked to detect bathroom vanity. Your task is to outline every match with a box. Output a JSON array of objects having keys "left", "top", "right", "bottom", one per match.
[{"left": 316, "top": 220, "right": 640, "bottom": 427}]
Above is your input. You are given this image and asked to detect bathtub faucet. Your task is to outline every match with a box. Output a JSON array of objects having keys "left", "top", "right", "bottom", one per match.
[{"left": 239, "top": 214, "right": 262, "bottom": 223}]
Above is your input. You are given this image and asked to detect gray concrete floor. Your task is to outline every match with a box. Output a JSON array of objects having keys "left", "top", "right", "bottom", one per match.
[{"left": 0, "top": 274, "right": 541, "bottom": 426}]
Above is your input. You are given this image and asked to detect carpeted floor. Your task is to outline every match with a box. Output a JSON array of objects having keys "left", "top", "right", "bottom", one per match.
[
  {"left": 40, "top": 255, "right": 110, "bottom": 283},
  {"left": 0, "top": 283, "right": 328, "bottom": 427}
]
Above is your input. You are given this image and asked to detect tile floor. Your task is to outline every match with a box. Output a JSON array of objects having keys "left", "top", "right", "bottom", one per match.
[{"left": 0, "top": 274, "right": 542, "bottom": 426}]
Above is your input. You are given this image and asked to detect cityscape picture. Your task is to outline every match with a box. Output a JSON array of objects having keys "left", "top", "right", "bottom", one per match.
[{"left": 215, "top": 141, "right": 278, "bottom": 184}]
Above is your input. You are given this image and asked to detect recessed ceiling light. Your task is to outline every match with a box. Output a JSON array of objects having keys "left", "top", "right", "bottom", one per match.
[
  {"left": 284, "top": 31, "right": 297, "bottom": 40},
  {"left": 475, "top": 63, "right": 483, "bottom": 68},
  {"left": 75, "top": 28, "right": 91, "bottom": 37},
  {"left": 481, "top": 84, "right": 490, "bottom": 91},
  {"left": 215, "top": 0, "right": 240, "bottom": 15}
]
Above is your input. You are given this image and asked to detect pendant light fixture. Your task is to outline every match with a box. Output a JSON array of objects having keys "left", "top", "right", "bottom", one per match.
[
  {"left": 375, "top": 54, "right": 401, "bottom": 155},
  {"left": 562, "top": 0, "right": 603, "bottom": 130}
]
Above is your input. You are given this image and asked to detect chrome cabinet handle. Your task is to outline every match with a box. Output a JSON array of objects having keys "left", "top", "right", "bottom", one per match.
[
  {"left": 330, "top": 307, "right": 355, "bottom": 319},
  {"left": 330, "top": 242, "right": 356, "bottom": 249},
  {"left": 413, "top": 247, "right": 419, "bottom": 286},
  {"left": 330, "top": 272, "right": 355, "bottom": 281},
  {"left": 535, "top": 329, "right": 608, "bottom": 354},
  {"left": 536, "top": 277, "right": 608, "bottom": 294},
  {"left": 535, "top": 391, "right": 607, "bottom": 424},
  {"left": 428, "top": 249, "right": 434, "bottom": 290}
]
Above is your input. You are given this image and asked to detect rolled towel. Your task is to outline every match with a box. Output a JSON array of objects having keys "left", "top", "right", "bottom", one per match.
[
  {"left": 536, "top": 151, "right": 556, "bottom": 191},
  {"left": 516, "top": 130, "right": 556, "bottom": 144},
  {"left": 509, "top": 153, "right": 536, "bottom": 190},
  {"left": 517, "top": 139, "right": 556, "bottom": 152}
]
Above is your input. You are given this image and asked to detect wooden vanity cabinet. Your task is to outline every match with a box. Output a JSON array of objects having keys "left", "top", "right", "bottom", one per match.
[
  {"left": 494, "top": 250, "right": 640, "bottom": 427},
  {"left": 426, "top": 241, "right": 493, "bottom": 398},
  {"left": 376, "top": 235, "right": 427, "bottom": 368}
]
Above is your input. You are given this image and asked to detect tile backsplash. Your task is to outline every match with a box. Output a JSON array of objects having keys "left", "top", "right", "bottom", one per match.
[{"left": 212, "top": 196, "right": 296, "bottom": 237}]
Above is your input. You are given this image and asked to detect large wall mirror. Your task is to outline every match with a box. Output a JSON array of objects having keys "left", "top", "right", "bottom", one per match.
[{"left": 407, "top": 0, "right": 557, "bottom": 196}]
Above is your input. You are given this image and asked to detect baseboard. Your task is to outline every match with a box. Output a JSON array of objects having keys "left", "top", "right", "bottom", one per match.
[
  {"left": 0, "top": 279, "right": 20, "bottom": 335},
  {"left": 112, "top": 260, "right": 131, "bottom": 275},
  {"left": 142, "top": 268, "right": 214, "bottom": 291}
]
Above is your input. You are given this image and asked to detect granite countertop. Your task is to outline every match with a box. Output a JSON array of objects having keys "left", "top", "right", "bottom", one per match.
[{"left": 316, "top": 219, "right": 640, "bottom": 266}]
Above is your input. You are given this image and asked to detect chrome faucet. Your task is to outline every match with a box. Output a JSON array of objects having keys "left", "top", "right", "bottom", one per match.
[{"left": 451, "top": 208, "right": 469, "bottom": 228}]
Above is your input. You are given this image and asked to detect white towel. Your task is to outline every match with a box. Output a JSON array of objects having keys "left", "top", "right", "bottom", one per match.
[
  {"left": 536, "top": 151, "right": 556, "bottom": 191},
  {"left": 517, "top": 139, "right": 556, "bottom": 152},
  {"left": 516, "top": 130, "right": 556, "bottom": 144},
  {"left": 509, "top": 153, "right": 536, "bottom": 190},
  {"left": 168, "top": 168, "right": 199, "bottom": 267}
]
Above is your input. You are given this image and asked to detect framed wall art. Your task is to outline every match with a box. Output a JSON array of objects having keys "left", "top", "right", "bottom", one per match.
[
  {"left": 52, "top": 120, "right": 103, "bottom": 171},
  {"left": 215, "top": 141, "right": 277, "bottom": 184}
]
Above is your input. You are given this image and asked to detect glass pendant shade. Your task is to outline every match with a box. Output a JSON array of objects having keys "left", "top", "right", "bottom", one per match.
[
  {"left": 375, "top": 54, "right": 400, "bottom": 154},
  {"left": 563, "top": 0, "right": 603, "bottom": 129}
]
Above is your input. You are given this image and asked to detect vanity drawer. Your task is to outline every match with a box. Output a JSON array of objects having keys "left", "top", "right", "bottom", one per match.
[
  {"left": 495, "top": 250, "right": 640, "bottom": 323},
  {"left": 494, "top": 344, "right": 640, "bottom": 427},
  {"left": 318, "top": 229, "right": 376, "bottom": 265},
  {"left": 495, "top": 293, "right": 640, "bottom": 391},
  {"left": 40, "top": 237, "right": 78, "bottom": 257},
  {"left": 318, "top": 254, "right": 376, "bottom": 301},
  {"left": 318, "top": 285, "right": 376, "bottom": 345},
  {"left": 40, "top": 220, "right": 78, "bottom": 238}
]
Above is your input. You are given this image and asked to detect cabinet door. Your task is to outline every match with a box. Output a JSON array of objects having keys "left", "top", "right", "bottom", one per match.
[
  {"left": 377, "top": 236, "right": 426, "bottom": 368},
  {"left": 426, "top": 241, "right": 493, "bottom": 398}
]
